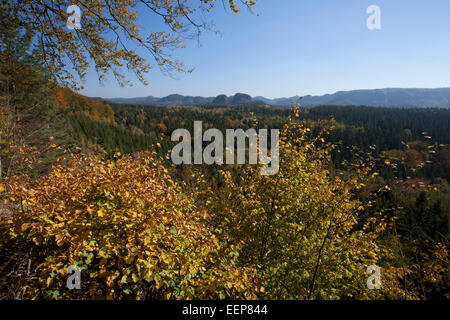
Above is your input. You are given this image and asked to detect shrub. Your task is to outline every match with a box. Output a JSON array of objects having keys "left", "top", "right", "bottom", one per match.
[{"left": 2, "top": 151, "right": 257, "bottom": 299}]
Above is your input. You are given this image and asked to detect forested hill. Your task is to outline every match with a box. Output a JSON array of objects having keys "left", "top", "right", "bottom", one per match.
[
  {"left": 2, "top": 0, "right": 449, "bottom": 302},
  {"left": 2, "top": 70, "right": 450, "bottom": 299},
  {"left": 103, "top": 92, "right": 256, "bottom": 106},
  {"left": 257, "top": 88, "right": 450, "bottom": 107},
  {"left": 98, "top": 88, "right": 450, "bottom": 108}
]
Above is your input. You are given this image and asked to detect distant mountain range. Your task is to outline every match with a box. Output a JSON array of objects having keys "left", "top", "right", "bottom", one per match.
[
  {"left": 101, "top": 93, "right": 255, "bottom": 107},
  {"left": 96, "top": 88, "right": 450, "bottom": 108}
]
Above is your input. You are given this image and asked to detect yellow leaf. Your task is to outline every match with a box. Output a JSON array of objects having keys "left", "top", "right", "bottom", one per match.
[
  {"left": 97, "top": 209, "right": 105, "bottom": 217},
  {"left": 55, "top": 234, "right": 64, "bottom": 246}
]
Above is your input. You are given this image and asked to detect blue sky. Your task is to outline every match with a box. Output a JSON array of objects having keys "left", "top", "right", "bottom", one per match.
[{"left": 80, "top": 0, "right": 450, "bottom": 99}]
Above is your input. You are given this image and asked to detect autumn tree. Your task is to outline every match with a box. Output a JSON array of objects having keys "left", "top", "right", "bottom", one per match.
[
  {"left": 2, "top": 0, "right": 257, "bottom": 88},
  {"left": 0, "top": 13, "right": 51, "bottom": 178},
  {"left": 205, "top": 112, "right": 411, "bottom": 299}
]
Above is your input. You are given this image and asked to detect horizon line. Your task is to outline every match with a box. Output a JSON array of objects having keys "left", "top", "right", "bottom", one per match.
[{"left": 89, "top": 86, "right": 450, "bottom": 101}]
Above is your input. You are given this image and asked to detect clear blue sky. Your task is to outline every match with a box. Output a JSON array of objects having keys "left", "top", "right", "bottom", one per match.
[{"left": 80, "top": 0, "right": 450, "bottom": 99}]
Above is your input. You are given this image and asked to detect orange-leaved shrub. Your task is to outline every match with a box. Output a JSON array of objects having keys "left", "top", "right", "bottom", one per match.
[{"left": 2, "top": 151, "right": 257, "bottom": 299}]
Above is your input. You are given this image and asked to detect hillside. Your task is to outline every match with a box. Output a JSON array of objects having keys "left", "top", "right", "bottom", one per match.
[
  {"left": 3, "top": 78, "right": 450, "bottom": 300},
  {"left": 2, "top": 0, "right": 449, "bottom": 304},
  {"left": 258, "top": 88, "right": 450, "bottom": 108},
  {"left": 99, "top": 88, "right": 450, "bottom": 108}
]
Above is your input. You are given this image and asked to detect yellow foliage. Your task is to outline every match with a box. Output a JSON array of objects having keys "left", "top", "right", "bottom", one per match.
[{"left": 4, "top": 151, "right": 257, "bottom": 299}]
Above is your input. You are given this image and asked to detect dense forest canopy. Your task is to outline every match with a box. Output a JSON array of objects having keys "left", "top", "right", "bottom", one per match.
[
  {"left": 0, "top": 0, "right": 448, "bottom": 302},
  {"left": 2, "top": 66, "right": 448, "bottom": 298}
]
